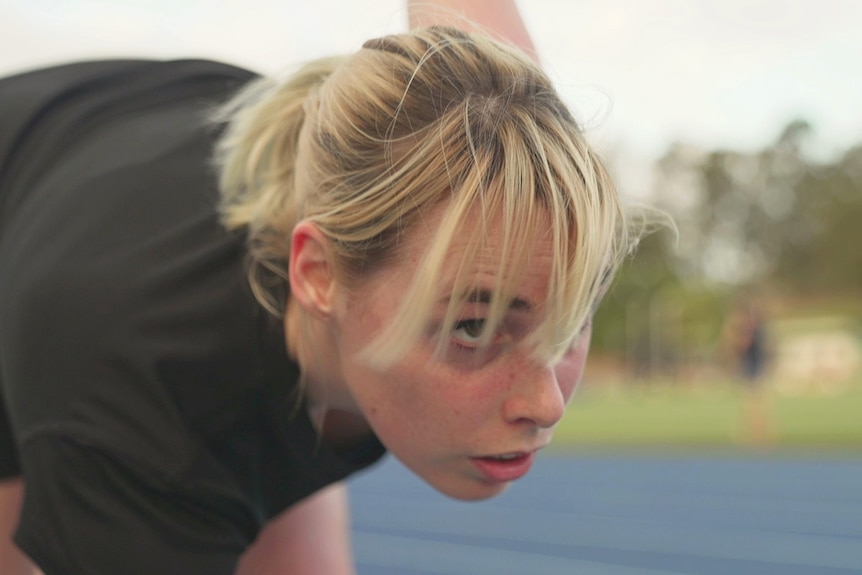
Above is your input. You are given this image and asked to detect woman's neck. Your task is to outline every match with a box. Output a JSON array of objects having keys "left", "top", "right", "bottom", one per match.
[{"left": 284, "top": 300, "right": 375, "bottom": 446}]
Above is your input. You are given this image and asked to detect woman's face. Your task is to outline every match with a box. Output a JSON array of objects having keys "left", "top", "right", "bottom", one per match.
[{"left": 330, "top": 212, "right": 592, "bottom": 501}]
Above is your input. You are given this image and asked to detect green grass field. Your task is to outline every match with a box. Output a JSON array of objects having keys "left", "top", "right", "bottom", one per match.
[{"left": 552, "top": 379, "right": 862, "bottom": 452}]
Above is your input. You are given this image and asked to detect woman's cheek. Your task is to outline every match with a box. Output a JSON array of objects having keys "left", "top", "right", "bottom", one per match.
[{"left": 553, "top": 327, "right": 592, "bottom": 403}]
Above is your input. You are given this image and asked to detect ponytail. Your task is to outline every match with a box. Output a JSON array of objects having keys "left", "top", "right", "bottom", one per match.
[
  {"left": 214, "top": 56, "right": 344, "bottom": 230},
  {"left": 213, "top": 56, "right": 345, "bottom": 315}
]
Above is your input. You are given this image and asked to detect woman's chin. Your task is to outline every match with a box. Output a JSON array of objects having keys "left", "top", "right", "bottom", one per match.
[{"left": 426, "top": 476, "right": 511, "bottom": 502}]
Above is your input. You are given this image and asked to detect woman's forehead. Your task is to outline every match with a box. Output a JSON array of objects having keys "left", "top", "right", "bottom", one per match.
[{"left": 410, "top": 207, "right": 555, "bottom": 305}]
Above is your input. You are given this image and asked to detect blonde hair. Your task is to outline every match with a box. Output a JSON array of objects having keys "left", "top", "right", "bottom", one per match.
[{"left": 215, "top": 26, "right": 631, "bottom": 367}]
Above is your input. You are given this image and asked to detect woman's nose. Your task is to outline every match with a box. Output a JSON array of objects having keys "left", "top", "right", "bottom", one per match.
[{"left": 501, "top": 365, "right": 566, "bottom": 429}]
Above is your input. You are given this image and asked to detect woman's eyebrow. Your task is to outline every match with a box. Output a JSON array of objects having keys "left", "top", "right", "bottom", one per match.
[{"left": 439, "top": 289, "right": 534, "bottom": 311}]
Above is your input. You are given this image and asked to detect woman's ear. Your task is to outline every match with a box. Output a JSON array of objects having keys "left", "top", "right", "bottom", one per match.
[{"left": 289, "top": 220, "right": 338, "bottom": 320}]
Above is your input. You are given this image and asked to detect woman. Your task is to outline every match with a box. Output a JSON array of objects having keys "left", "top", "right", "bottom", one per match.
[{"left": 0, "top": 2, "right": 630, "bottom": 573}]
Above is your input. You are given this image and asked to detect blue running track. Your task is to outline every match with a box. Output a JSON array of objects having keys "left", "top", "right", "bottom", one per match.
[{"left": 349, "top": 453, "right": 862, "bottom": 574}]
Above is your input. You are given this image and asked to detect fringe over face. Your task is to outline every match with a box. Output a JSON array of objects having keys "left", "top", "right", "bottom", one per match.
[{"left": 216, "top": 26, "right": 629, "bottom": 368}]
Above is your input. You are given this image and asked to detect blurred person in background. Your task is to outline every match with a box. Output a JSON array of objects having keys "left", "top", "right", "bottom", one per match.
[{"left": 723, "top": 294, "right": 773, "bottom": 446}]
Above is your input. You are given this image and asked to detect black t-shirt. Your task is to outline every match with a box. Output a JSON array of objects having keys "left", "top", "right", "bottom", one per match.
[{"left": 0, "top": 60, "right": 385, "bottom": 574}]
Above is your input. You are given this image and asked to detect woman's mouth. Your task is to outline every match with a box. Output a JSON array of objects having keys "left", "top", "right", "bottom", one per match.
[{"left": 470, "top": 451, "right": 535, "bottom": 483}]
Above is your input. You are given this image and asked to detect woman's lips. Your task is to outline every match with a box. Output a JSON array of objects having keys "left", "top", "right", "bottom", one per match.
[{"left": 470, "top": 451, "right": 535, "bottom": 482}]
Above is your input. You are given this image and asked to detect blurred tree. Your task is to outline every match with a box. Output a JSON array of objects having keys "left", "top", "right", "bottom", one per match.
[
  {"left": 651, "top": 119, "right": 813, "bottom": 285},
  {"left": 773, "top": 143, "right": 862, "bottom": 295},
  {"left": 592, "top": 227, "right": 679, "bottom": 355},
  {"left": 593, "top": 119, "right": 862, "bottom": 373}
]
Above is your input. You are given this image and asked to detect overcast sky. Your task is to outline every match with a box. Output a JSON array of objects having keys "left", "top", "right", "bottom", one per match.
[{"left": 3, "top": 0, "right": 862, "bottom": 196}]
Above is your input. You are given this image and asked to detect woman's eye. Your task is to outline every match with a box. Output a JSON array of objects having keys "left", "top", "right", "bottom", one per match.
[{"left": 452, "top": 319, "right": 485, "bottom": 344}]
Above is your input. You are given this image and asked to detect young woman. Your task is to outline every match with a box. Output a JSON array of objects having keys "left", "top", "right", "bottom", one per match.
[{"left": 0, "top": 2, "right": 631, "bottom": 573}]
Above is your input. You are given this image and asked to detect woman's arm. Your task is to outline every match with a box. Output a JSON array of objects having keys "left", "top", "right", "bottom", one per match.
[
  {"left": 235, "top": 482, "right": 355, "bottom": 575},
  {"left": 0, "top": 479, "right": 40, "bottom": 575},
  {"left": 407, "top": 0, "right": 538, "bottom": 61}
]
